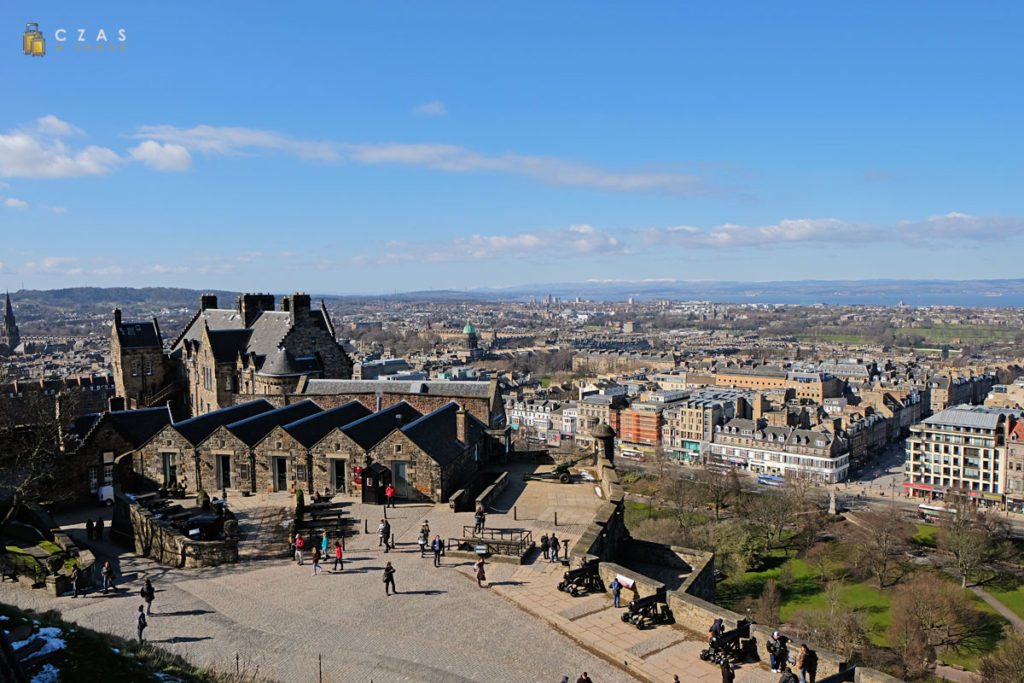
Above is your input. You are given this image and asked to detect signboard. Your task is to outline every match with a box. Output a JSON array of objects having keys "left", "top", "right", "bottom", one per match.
[{"left": 616, "top": 574, "right": 635, "bottom": 589}]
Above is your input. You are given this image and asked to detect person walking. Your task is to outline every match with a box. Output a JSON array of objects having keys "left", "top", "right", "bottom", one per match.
[
  {"left": 778, "top": 666, "right": 799, "bottom": 683},
  {"left": 797, "top": 644, "right": 817, "bottom": 683},
  {"left": 101, "top": 561, "right": 115, "bottom": 594},
  {"left": 418, "top": 521, "right": 430, "bottom": 557},
  {"left": 549, "top": 533, "right": 560, "bottom": 562},
  {"left": 378, "top": 519, "right": 391, "bottom": 552},
  {"left": 85, "top": 519, "right": 94, "bottom": 541},
  {"left": 720, "top": 662, "right": 735, "bottom": 683},
  {"left": 294, "top": 534, "right": 305, "bottom": 565},
  {"left": 70, "top": 565, "right": 81, "bottom": 598},
  {"left": 540, "top": 534, "right": 550, "bottom": 560},
  {"left": 673, "top": 677, "right": 681, "bottom": 683},
  {"left": 136, "top": 605, "right": 147, "bottom": 643},
  {"left": 609, "top": 577, "right": 622, "bottom": 608},
  {"left": 576, "top": 673, "right": 592, "bottom": 683},
  {"left": 431, "top": 535, "right": 444, "bottom": 567},
  {"left": 332, "top": 541, "right": 344, "bottom": 572},
  {"left": 141, "top": 578, "right": 155, "bottom": 614},
  {"left": 95, "top": 517, "right": 104, "bottom": 541},
  {"left": 311, "top": 546, "right": 322, "bottom": 576},
  {"left": 288, "top": 533, "right": 296, "bottom": 560},
  {"left": 474, "top": 505, "right": 486, "bottom": 534},
  {"left": 320, "top": 531, "right": 329, "bottom": 559},
  {"left": 385, "top": 483, "right": 396, "bottom": 508},
  {"left": 474, "top": 558, "right": 486, "bottom": 588},
  {"left": 383, "top": 561, "right": 397, "bottom": 595}
]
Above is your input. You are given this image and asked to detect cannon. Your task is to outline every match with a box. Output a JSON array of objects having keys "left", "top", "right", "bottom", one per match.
[
  {"left": 523, "top": 454, "right": 590, "bottom": 484},
  {"left": 619, "top": 590, "right": 673, "bottom": 629},
  {"left": 557, "top": 560, "right": 603, "bottom": 597},
  {"left": 699, "top": 622, "right": 750, "bottom": 665}
]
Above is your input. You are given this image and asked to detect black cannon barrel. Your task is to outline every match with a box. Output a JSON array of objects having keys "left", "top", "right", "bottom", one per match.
[
  {"left": 709, "top": 622, "right": 750, "bottom": 648},
  {"left": 816, "top": 668, "right": 855, "bottom": 683},
  {"left": 626, "top": 590, "right": 667, "bottom": 612},
  {"left": 562, "top": 562, "right": 600, "bottom": 582}
]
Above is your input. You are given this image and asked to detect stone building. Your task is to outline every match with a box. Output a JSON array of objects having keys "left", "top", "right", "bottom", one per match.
[
  {"left": 1005, "top": 418, "right": 1024, "bottom": 512},
  {"left": 280, "top": 401, "right": 374, "bottom": 495},
  {"left": 0, "top": 292, "right": 20, "bottom": 355},
  {"left": 218, "top": 401, "right": 323, "bottom": 493},
  {"left": 709, "top": 418, "right": 851, "bottom": 483},
  {"left": 111, "top": 292, "right": 354, "bottom": 417}
]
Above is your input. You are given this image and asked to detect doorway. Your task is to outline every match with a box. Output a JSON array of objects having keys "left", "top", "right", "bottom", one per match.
[
  {"left": 392, "top": 461, "right": 409, "bottom": 498},
  {"left": 217, "top": 454, "right": 231, "bottom": 489},
  {"left": 331, "top": 459, "right": 346, "bottom": 494},
  {"left": 162, "top": 453, "right": 177, "bottom": 487},
  {"left": 273, "top": 457, "right": 288, "bottom": 492}
]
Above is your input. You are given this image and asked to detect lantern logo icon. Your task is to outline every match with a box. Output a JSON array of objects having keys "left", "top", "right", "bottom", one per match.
[{"left": 23, "top": 23, "right": 45, "bottom": 57}]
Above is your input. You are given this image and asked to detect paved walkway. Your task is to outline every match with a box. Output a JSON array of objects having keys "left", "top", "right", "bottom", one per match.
[{"left": 1, "top": 472, "right": 777, "bottom": 682}]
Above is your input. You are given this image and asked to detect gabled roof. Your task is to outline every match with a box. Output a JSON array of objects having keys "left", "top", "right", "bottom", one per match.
[
  {"left": 115, "top": 321, "right": 161, "bottom": 349},
  {"left": 173, "top": 400, "right": 275, "bottom": 446},
  {"left": 77, "top": 406, "right": 173, "bottom": 450},
  {"left": 206, "top": 329, "right": 252, "bottom": 363},
  {"left": 341, "top": 401, "right": 422, "bottom": 451},
  {"left": 284, "top": 401, "right": 374, "bottom": 448},
  {"left": 401, "top": 402, "right": 478, "bottom": 467},
  {"left": 226, "top": 400, "right": 322, "bottom": 447},
  {"left": 301, "top": 379, "right": 492, "bottom": 398}
]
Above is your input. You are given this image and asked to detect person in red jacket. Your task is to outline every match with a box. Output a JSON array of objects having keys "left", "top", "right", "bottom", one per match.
[
  {"left": 294, "top": 534, "right": 305, "bottom": 565},
  {"left": 333, "top": 541, "right": 344, "bottom": 572},
  {"left": 385, "top": 483, "right": 396, "bottom": 508}
]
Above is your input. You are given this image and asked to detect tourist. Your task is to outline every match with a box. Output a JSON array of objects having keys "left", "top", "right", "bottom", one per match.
[
  {"left": 136, "top": 604, "right": 147, "bottom": 643},
  {"left": 333, "top": 541, "right": 344, "bottom": 572},
  {"left": 474, "top": 558, "right": 486, "bottom": 588},
  {"left": 709, "top": 618, "right": 725, "bottom": 643},
  {"left": 96, "top": 517, "right": 104, "bottom": 541},
  {"left": 576, "top": 673, "right": 592, "bottom": 683},
  {"left": 385, "top": 483, "right": 396, "bottom": 508},
  {"left": 673, "top": 676, "right": 681, "bottom": 683},
  {"left": 474, "top": 504, "right": 486, "bottom": 534},
  {"left": 378, "top": 519, "right": 391, "bottom": 552},
  {"left": 294, "top": 534, "right": 305, "bottom": 565},
  {"left": 768, "top": 631, "right": 786, "bottom": 673},
  {"left": 101, "top": 561, "right": 115, "bottom": 594},
  {"left": 85, "top": 519, "right": 94, "bottom": 541},
  {"left": 288, "top": 532, "right": 295, "bottom": 559},
  {"left": 431, "top": 535, "right": 444, "bottom": 567},
  {"left": 320, "top": 531, "right": 329, "bottom": 558},
  {"left": 70, "top": 565, "right": 81, "bottom": 598},
  {"left": 383, "top": 561, "right": 397, "bottom": 595},
  {"left": 720, "top": 662, "right": 735, "bottom": 683},
  {"left": 540, "top": 534, "right": 550, "bottom": 560},
  {"left": 549, "top": 533, "right": 560, "bottom": 562},
  {"left": 312, "top": 490, "right": 321, "bottom": 503},
  {"left": 141, "top": 578, "right": 156, "bottom": 614},
  {"left": 609, "top": 577, "right": 622, "bottom": 608},
  {"left": 797, "top": 644, "right": 817, "bottom": 683},
  {"left": 311, "top": 545, "right": 322, "bottom": 576},
  {"left": 419, "top": 520, "right": 431, "bottom": 557},
  {"left": 778, "top": 666, "right": 799, "bottom": 683}
]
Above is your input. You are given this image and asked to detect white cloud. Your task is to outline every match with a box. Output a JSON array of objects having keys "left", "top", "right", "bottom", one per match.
[
  {"left": 50, "top": 206, "right": 68, "bottom": 214},
  {"left": 129, "top": 140, "right": 193, "bottom": 171},
  {"left": 413, "top": 100, "right": 447, "bottom": 117},
  {"left": 345, "top": 143, "right": 703, "bottom": 194},
  {"left": 132, "top": 124, "right": 339, "bottom": 161},
  {"left": 3, "top": 198, "right": 28, "bottom": 210},
  {"left": 0, "top": 120, "right": 121, "bottom": 178}
]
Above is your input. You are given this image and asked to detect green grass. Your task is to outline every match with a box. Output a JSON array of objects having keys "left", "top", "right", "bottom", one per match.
[
  {"left": 623, "top": 500, "right": 708, "bottom": 530},
  {"left": 797, "top": 333, "right": 871, "bottom": 344},
  {"left": 895, "top": 325, "right": 1018, "bottom": 343},
  {"left": 988, "top": 583, "right": 1024, "bottom": 621},
  {"left": 39, "top": 540, "right": 63, "bottom": 555},
  {"left": 939, "top": 589, "right": 1008, "bottom": 671},
  {"left": 913, "top": 524, "right": 938, "bottom": 548}
]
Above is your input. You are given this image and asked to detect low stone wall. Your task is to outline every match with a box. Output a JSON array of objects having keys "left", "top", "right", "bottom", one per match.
[
  {"left": 476, "top": 472, "right": 509, "bottom": 510},
  {"left": 119, "top": 494, "right": 237, "bottom": 569},
  {"left": 855, "top": 669, "right": 903, "bottom": 683},
  {"left": 448, "top": 488, "right": 472, "bottom": 512},
  {"left": 569, "top": 452, "right": 628, "bottom": 564},
  {"left": 676, "top": 547, "right": 715, "bottom": 603},
  {"left": 598, "top": 561, "right": 663, "bottom": 600}
]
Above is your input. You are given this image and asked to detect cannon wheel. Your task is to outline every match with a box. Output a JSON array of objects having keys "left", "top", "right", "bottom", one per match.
[
  {"left": 621, "top": 612, "right": 630, "bottom": 623},
  {"left": 559, "top": 473, "right": 570, "bottom": 484},
  {"left": 557, "top": 581, "right": 567, "bottom": 592},
  {"left": 568, "top": 585, "right": 579, "bottom": 596}
]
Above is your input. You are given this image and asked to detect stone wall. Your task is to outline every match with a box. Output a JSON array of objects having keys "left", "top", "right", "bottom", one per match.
[
  {"left": 116, "top": 494, "right": 237, "bottom": 568},
  {"left": 568, "top": 451, "right": 628, "bottom": 563},
  {"left": 476, "top": 472, "right": 509, "bottom": 509},
  {"left": 597, "top": 562, "right": 663, "bottom": 601}
]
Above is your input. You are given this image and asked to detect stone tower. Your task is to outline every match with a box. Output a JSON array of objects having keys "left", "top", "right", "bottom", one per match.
[{"left": 0, "top": 292, "right": 20, "bottom": 355}]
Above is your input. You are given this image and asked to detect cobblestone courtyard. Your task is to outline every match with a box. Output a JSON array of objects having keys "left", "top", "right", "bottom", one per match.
[{"left": 1, "top": 469, "right": 778, "bottom": 682}]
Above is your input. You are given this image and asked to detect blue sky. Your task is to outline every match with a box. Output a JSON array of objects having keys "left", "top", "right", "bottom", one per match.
[{"left": 2, "top": 2, "right": 1023, "bottom": 293}]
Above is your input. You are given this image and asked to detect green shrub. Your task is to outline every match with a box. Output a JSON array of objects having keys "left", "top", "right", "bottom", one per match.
[
  {"left": 295, "top": 489, "right": 305, "bottom": 518},
  {"left": 39, "top": 540, "right": 63, "bottom": 555}
]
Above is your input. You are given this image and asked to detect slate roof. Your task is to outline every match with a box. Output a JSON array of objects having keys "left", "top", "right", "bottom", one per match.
[
  {"left": 401, "top": 403, "right": 464, "bottom": 467},
  {"left": 341, "top": 401, "right": 422, "bottom": 451},
  {"left": 284, "top": 401, "right": 374, "bottom": 448},
  {"left": 76, "top": 406, "right": 173, "bottom": 451},
  {"left": 207, "top": 329, "right": 252, "bottom": 363},
  {"left": 173, "top": 400, "right": 276, "bottom": 446},
  {"left": 301, "top": 379, "right": 491, "bottom": 398},
  {"left": 225, "top": 400, "right": 322, "bottom": 447},
  {"left": 924, "top": 405, "right": 1005, "bottom": 430},
  {"left": 115, "top": 321, "right": 161, "bottom": 349}
]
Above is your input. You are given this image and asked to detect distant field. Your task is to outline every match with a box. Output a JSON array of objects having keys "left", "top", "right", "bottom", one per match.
[
  {"left": 797, "top": 333, "right": 871, "bottom": 344},
  {"left": 896, "top": 325, "right": 1018, "bottom": 342}
]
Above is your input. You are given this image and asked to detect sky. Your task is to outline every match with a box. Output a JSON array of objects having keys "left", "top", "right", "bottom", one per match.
[{"left": 2, "top": 2, "right": 1024, "bottom": 294}]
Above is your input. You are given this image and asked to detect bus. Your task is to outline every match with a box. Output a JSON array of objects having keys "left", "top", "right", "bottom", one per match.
[
  {"left": 757, "top": 474, "right": 786, "bottom": 488},
  {"left": 918, "top": 503, "right": 956, "bottom": 522}
]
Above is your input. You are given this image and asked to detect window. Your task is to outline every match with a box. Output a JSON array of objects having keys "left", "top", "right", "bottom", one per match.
[
  {"left": 88, "top": 466, "right": 99, "bottom": 493},
  {"left": 394, "top": 444, "right": 402, "bottom": 453},
  {"left": 131, "top": 361, "right": 139, "bottom": 377},
  {"left": 145, "top": 360, "right": 153, "bottom": 376},
  {"left": 103, "top": 464, "right": 114, "bottom": 486},
  {"left": 295, "top": 464, "right": 306, "bottom": 482}
]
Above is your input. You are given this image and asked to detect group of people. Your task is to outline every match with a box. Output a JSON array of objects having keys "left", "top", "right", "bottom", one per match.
[
  {"left": 289, "top": 531, "right": 344, "bottom": 575},
  {"left": 84, "top": 516, "right": 105, "bottom": 541},
  {"left": 716, "top": 630, "right": 817, "bottom": 683},
  {"left": 538, "top": 532, "right": 563, "bottom": 562},
  {"left": 558, "top": 674, "right": 593, "bottom": 683}
]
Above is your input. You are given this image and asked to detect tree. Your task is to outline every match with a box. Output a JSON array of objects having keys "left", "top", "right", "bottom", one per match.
[
  {"left": 979, "top": 630, "right": 1024, "bottom": 683},
  {"left": 755, "top": 578, "right": 782, "bottom": 627},
  {"left": 696, "top": 466, "right": 740, "bottom": 520},
  {"left": 744, "top": 490, "right": 795, "bottom": 553},
  {"left": 846, "top": 509, "right": 913, "bottom": 587},
  {"left": 887, "top": 571, "right": 990, "bottom": 679},
  {"left": 0, "top": 387, "right": 77, "bottom": 546},
  {"left": 805, "top": 541, "right": 837, "bottom": 584},
  {"left": 788, "top": 582, "right": 870, "bottom": 659},
  {"left": 937, "top": 502, "right": 1013, "bottom": 588}
]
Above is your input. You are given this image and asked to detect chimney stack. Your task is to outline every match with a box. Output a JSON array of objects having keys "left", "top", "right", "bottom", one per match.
[{"left": 456, "top": 405, "right": 469, "bottom": 444}]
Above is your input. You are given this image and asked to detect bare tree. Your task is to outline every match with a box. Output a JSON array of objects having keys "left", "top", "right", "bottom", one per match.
[
  {"left": 755, "top": 577, "right": 782, "bottom": 627},
  {"left": 697, "top": 466, "right": 740, "bottom": 520},
  {"left": 805, "top": 541, "right": 837, "bottom": 583},
  {"left": 847, "top": 509, "right": 913, "bottom": 587},
  {"left": 744, "top": 490, "right": 795, "bottom": 553},
  {"left": 938, "top": 501, "right": 1013, "bottom": 587},
  {"left": 979, "top": 630, "right": 1024, "bottom": 683}
]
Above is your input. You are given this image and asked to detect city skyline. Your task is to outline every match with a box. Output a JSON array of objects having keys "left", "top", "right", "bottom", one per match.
[{"left": 3, "top": 2, "right": 1024, "bottom": 292}]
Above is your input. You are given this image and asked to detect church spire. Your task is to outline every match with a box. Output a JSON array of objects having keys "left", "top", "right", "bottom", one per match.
[{"left": 0, "top": 291, "right": 20, "bottom": 354}]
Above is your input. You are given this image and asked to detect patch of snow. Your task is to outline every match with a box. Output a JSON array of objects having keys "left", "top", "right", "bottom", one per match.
[
  {"left": 111, "top": 647, "right": 120, "bottom": 654},
  {"left": 31, "top": 664, "right": 60, "bottom": 683},
  {"left": 280, "top": 519, "right": 293, "bottom": 528},
  {"left": 14, "top": 627, "right": 66, "bottom": 661}
]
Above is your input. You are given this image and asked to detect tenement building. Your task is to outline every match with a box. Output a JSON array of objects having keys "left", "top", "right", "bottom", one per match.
[
  {"left": 904, "top": 404, "right": 1019, "bottom": 508},
  {"left": 708, "top": 417, "right": 851, "bottom": 483},
  {"left": 112, "top": 293, "right": 354, "bottom": 417}
]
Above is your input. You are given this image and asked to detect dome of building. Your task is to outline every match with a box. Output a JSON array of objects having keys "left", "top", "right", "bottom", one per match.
[{"left": 463, "top": 323, "right": 477, "bottom": 334}]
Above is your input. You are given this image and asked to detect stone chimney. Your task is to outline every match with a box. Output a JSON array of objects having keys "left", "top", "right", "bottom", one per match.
[
  {"left": 200, "top": 293, "right": 218, "bottom": 311},
  {"left": 108, "top": 396, "right": 125, "bottom": 412},
  {"left": 236, "top": 293, "right": 275, "bottom": 327},
  {"left": 281, "top": 293, "right": 312, "bottom": 323},
  {"left": 456, "top": 406, "right": 469, "bottom": 444},
  {"left": 113, "top": 308, "right": 122, "bottom": 327}
]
